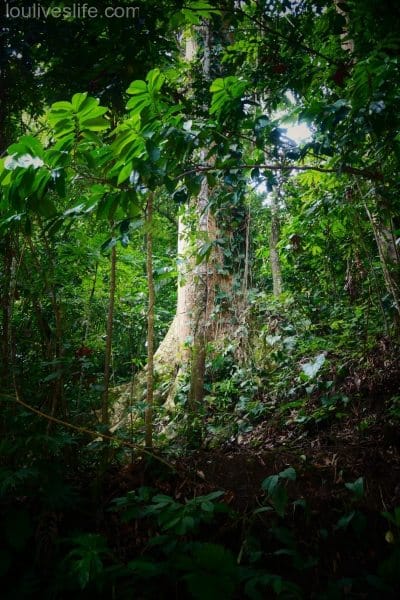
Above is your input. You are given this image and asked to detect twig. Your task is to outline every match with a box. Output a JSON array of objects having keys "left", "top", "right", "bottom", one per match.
[{"left": 1, "top": 391, "right": 177, "bottom": 472}]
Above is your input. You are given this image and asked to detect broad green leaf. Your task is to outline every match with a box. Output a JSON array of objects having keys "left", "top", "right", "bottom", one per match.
[
  {"left": 210, "top": 78, "right": 225, "bottom": 93},
  {"left": 50, "top": 101, "right": 73, "bottom": 112},
  {"left": 126, "top": 79, "right": 148, "bottom": 95},
  {"left": 182, "top": 1, "right": 221, "bottom": 25},
  {"left": 270, "top": 486, "right": 289, "bottom": 517},
  {"left": 126, "top": 95, "right": 152, "bottom": 114},
  {"left": 71, "top": 92, "right": 89, "bottom": 112},
  {"left": 113, "top": 131, "right": 140, "bottom": 156},
  {"left": 146, "top": 68, "right": 165, "bottom": 94},
  {"left": 36, "top": 195, "right": 57, "bottom": 218},
  {"left": 80, "top": 116, "right": 109, "bottom": 132},
  {"left": 127, "top": 559, "right": 165, "bottom": 576},
  {"left": 279, "top": 467, "right": 297, "bottom": 481},
  {"left": 117, "top": 162, "right": 133, "bottom": 185},
  {"left": 8, "top": 135, "right": 44, "bottom": 158},
  {"left": 76, "top": 96, "right": 103, "bottom": 117},
  {"left": 345, "top": 477, "right": 364, "bottom": 499},
  {"left": 301, "top": 353, "right": 326, "bottom": 379},
  {"left": 261, "top": 474, "right": 279, "bottom": 496},
  {"left": 196, "top": 241, "right": 213, "bottom": 264}
]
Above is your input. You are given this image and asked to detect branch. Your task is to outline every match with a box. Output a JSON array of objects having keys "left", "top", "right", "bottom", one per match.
[
  {"left": 1, "top": 390, "right": 177, "bottom": 472},
  {"left": 177, "top": 163, "right": 383, "bottom": 181}
]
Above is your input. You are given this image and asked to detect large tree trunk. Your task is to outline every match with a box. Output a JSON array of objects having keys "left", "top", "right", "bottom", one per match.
[{"left": 110, "top": 26, "right": 238, "bottom": 430}]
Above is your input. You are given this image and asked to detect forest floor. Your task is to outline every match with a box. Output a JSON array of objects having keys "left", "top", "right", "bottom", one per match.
[
  {"left": 102, "top": 385, "right": 400, "bottom": 598},
  {"left": 114, "top": 406, "right": 400, "bottom": 511},
  {"left": 6, "top": 342, "right": 400, "bottom": 598},
  {"left": 112, "top": 341, "right": 400, "bottom": 517}
]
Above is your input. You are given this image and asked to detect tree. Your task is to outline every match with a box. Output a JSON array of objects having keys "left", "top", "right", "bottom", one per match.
[{"left": 1, "top": 0, "right": 400, "bottom": 444}]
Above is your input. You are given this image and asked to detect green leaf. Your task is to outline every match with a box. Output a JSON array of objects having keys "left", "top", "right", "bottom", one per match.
[
  {"left": 196, "top": 241, "right": 213, "bottom": 264},
  {"left": 113, "top": 129, "right": 141, "bottom": 156},
  {"left": 49, "top": 116, "right": 75, "bottom": 138},
  {"left": 270, "top": 485, "right": 288, "bottom": 518},
  {"left": 182, "top": 1, "right": 221, "bottom": 25},
  {"left": 126, "top": 95, "right": 152, "bottom": 114},
  {"left": 210, "top": 76, "right": 248, "bottom": 116},
  {"left": 8, "top": 135, "right": 44, "bottom": 158},
  {"left": 126, "top": 79, "right": 148, "bottom": 96},
  {"left": 146, "top": 68, "right": 165, "bottom": 94},
  {"left": 117, "top": 162, "right": 134, "bottom": 185},
  {"left": 301, "top": 353, "right": 326, "bottom": 379},
  {"left": 127, "top": 559, "right": 165, "bottom": 577},
  {"left": 77, "top": 97, "right": 105, "bottom": 118},
  {"left": 201, "top": 501, "right": 215, "bottom": 512},
  {"left": 37, "top": 195, "right": 57, "bottom": 218},
  {"left": 80, "top": 116, "right": 109, "bottom": 132},
  {"left": 253, "top": 506, "right": 274, "bottom": 515},
  {"left": 345, "top": 477, "right": 364, "bottom": 499},
  {"left": 382, "top": 507, "right": 400, "bottom": 527},
  {"left": 97, "top": 195, "right": 116, "bottom": 220},
  {"left": 200, "top": 491, "right": 225, "bottom": 502},
  {"left": 279, "top": 467, "right": 297, "bottom": 481},
  {"left": 261, "top": 475, "right": 279, "bottom": 495},
  {"left": 50, "top": 101, "right": 73, "bottom": 112},
  {"left": 43, "top": 371, "right": 62, "bottom": 382},
  {"left": 336, "top": 511, "right": 355, "bottom": 530},
  {"left": 71, "top": 92, "right": 89, "bottom": 112}
]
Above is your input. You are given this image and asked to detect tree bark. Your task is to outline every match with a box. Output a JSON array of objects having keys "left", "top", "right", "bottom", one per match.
[
  {"left": 270, "top": 191, "right": 283, "bottom": 297},
  {"left": 364, "top": 201, "right": 400, "bottom": 319},
  {"left": 145, "top": 193, "right": 155, "bottom": 448},
  {"left": 110, "top": 23, "right": 240, "bottom": 429}
]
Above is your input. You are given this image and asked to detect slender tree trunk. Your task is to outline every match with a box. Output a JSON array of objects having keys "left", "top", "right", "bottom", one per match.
[
  {"left": 364, "top": 202, "right": 400, "bottom": 319},
  {"left": 26, "top": 233, "right": 65, "bottom": 418},
  {"left": 39, "top": 227, "right": 65, "bottom": 419},
  {"left": 145, "top": 193, "right": 155, "bottom": 449},
  {"left": 1, "top": 234, "right": 14, "bottom": 387},
  {"left": 243, "top": 205, "right": 251, "bottom": 295},
  {"left": 270, "top": 191, "right": 283, "bottom": 297},
  {"left": 188, "top": 177, "right": 210, "bottom": 411},
  {"left": 102, "top": 243, "right": 117, "bottom": 428},
  {"left": 84, "top": 261, "right": 98, "bottom": 342},
  {"left": 0, "top": 113, "right": 13, "bottom": 388}
]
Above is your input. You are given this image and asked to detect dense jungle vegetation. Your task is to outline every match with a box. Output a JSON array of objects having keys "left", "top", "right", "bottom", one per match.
[{"left": 1, "top": 1, "right": 400, "bottom": 597}]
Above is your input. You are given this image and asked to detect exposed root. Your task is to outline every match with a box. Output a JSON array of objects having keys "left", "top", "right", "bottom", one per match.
[{"left": 109, "top": 316, "right": 182, "bottom": 432}]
